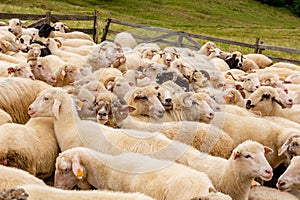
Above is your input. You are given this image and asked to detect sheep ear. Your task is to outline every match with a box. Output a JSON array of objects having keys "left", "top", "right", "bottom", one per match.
[
  {"left": 60, "top": 67, "right": 66, "bottom": 80},
  {"left": 264, "top": 146, "right": 274, "bottom": 155},
  {"left": 119, "top": 105, "right": 136, "bottom": 114},
  {"left": 208, "top": 187, "right": 217, "bottom": 193},
  {"left": 3, "top": 41, "right": 11, "bottom": 48},
  {"left": 233, "top": 151, "right": 240, "bottom": 160},
  {"left": 52, "top": 99, "right": 61, "bottom": 119},
  {"left": 72, "top": 153, "right": 85, "bottom": 180},
  {"left": 278, "top": 139, "right": 291, "bottom": 156}
]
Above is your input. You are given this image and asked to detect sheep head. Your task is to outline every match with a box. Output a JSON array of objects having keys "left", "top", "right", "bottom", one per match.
[
  {"left": 277, "top": 156, "right": 300, "bottom": 191},
  {"left": 230, "top": 140, "right": 273, "bottom": 181},
  {"left": 278, "top": 133, "right": 300, "bottom": 165}
]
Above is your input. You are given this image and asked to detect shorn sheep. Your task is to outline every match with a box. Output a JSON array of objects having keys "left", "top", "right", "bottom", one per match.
[
  {"left": 0, "top": 77, "right": 50, "bottom": 124},
  {"left": 10, "top": 184, "right": 156, "bottom": 200},
  {"left": 0, "top": 117, "right": 59, "bottom": 179},
  {"left": 0, "top": 165, "right": 46, "bottom": 190},
  {"left": 54, "top": 147, "right": 232, "bottom": 200}
]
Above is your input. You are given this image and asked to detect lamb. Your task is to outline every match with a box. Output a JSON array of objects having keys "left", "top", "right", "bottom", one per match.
[
  {"left": 10, "top": 184, "right": 156, "bottom": 200},
  {"left": 277, "top": 156, "right": 300, "bottom": 191},
  {"left": 93, "top": 90, "right": 234, "bottom": 158},
  {"left": 0, "top": 108, "right": 12, "bottom": 125},
  {"left": 0, "top": 77, "right": 51, "bottom": 124},
  {"left": 114, "top": 32, "right": 137, "bottom": 49},
  {"left": 7, "top": 18, "right": 24, "bottom": 37},
  {"left": 0, "top": 165, "right": 46, "bottom": 190},
  {"left": 244, "top": 53, "right": 273, "bottom": 68},
  {"left": 54, "top": 147, "right": 230, "bottom": 200},
  {"left": 0, "top": 117, "right": 59, "bottom": 179}
]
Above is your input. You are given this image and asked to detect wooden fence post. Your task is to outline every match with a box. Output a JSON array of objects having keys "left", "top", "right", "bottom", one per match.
[
  {"left": 258, "top": 40, "right": 264, "bottom": 54},
  {"left": 101, "top": 15, "right": 111, "bottom": 42},
  {"left": 177, "top": 31, "right": 184, "bottom": 47},
  {"left": 45, "top": 11, "right": 51, "bottom": 24},
  {"left": 254, "top": 38, "right": 260, "bottom": 53},
  {"left": 93, "top": 10, "right": 99, "bottom": 43}
]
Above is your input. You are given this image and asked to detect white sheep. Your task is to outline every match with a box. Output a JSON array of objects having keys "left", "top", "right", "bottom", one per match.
[
  {"left": 7, "top": 18, "right": 25, "bottom": 37},
  {"left": 197, "top": 41, "right": 217, "bottom": 55},
  {"left": 58, "top": 37, "right": 96, "bottom": 47},
  {"left": 0, "top": 62, "right": 35, "bottom": 80},
  {"left": 54, "top": 147, "right": 230, "bottom": 200},
  {"left": 210, "top": 110, "right": 300, "bottom": 168},
  {"left": 188, "top": 140, "right": 274, "bottom": 200},
  {"left": 270, "top": 62, "right": 300, "bottom": 71},
  {"left": 114, "top": 32, "right": 137, "bottom": 49},
  {"left": 0, "top": 117, "right": 58, "bottom": 179},
  {"left": 0, "top": 77, "right": 50, "bottom": 124},
  {"left": 6, "top": 184, "right": 157, "bottom": 200},
  {"left": 0, "top": 165, "right": 46, "bottom": 190},
  {"left": 285, "top": 74, "right": 300, "bottom": 84},
  {"left": 244, "top": 53, "right": 273, "bottom": 68}
]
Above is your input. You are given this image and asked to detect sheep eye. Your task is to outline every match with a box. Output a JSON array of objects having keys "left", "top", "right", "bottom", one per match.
[
  {"left": 157, "top": 92, "right": 161, "bottom": 97},
  {"left": 192, "top": 100, "right": 198, "bottom": 105},
  {"left": 37, "top": 64, "right": 42, "bottom": 68},
  {"left": 17, "top": 68, "right": 22, "bottom": 71},
  {"left": 16, "top": 23, "right": 20, "bottom": 26},
  {"left": 140, "top": 96, "right": 148, "bottom": 100},
  {"left": 44, "top": 97, "right": 49, "bottom": 101},
  {"left": 292, "top": 142, "right": 298, "bottom": 147},
  {"left": 20, "top": 38, "right": 24, "bottom": 43},
  {"left": 116, "top": 83, "right": 121, "bottom": 87},
  {"left": 244, "top": 155, "right": 252, "bottom": 159},
  {"left": 247, "top": 79, "right": 251, "bottom": 81}
]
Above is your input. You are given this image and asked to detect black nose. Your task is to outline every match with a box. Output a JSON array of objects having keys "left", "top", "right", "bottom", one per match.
[
  {"left": 8, "top": 28, "right": 12, "bottom": 32},
  {"left": 165, "top": 98, "right": 172, "bottom": 103},
  {"left": 278, "top": 180, "right": 286, "bottom": 187},
  {"left": 98, "top": 112, "right": 107, "bottom": 117},
  {"left": 245, "top": 100, "right": 253, "bottom": 109}
]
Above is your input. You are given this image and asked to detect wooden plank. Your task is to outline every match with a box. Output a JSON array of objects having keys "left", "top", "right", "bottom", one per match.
[
  {"left": 259, "top": 44, "right": 300, "bottom": 54},
  {"left": 0, "top": 12, "right": 45, "bottom": 20},
  {"left": 27, "top": 18, "right": 47, "bottom": 28},
  {"left": 50, "top": 14, "right": 94, "bottom": 21},
  {"left": 183, "top": 33, "right": 201, "bottom": 50},
  {"left": 93, "top": 10, "right": 99, "bottom": 43},
  {"left": 70, "top": 28, "right": 94, "bottom": 34}
]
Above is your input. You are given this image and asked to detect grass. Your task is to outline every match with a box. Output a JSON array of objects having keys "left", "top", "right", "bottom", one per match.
[{"left": 1, "top": 0, "right": 299, "bottom": 61}]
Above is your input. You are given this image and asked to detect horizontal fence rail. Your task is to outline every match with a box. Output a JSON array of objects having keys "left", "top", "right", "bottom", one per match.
[
  {"left": 0, "top": 11, "right": 99, "bottom": 43},
  {"left": 102, "top": 17, "right": 300, "bottom": 65}
]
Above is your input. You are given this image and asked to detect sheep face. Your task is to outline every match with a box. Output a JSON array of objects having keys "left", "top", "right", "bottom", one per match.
[
  {"left": 38, "top": 24, "right": 54, "bottom": 38},
  {"left": 8, "top": 63, "right": 35, "bottom": 80},
  {"left": 241, "top": 74, "right": 260, "bottom": 92},
  {"left": 94, "top": 99, "right": 112, "bottom": 125},
  {"left": 18, "top": 34, "right": 32, "bottom": 52},
  {"left": 162, "top": 50, "right": 178, "bottom": 67},
  {"left": 157, "top": 87, "right": 173, "bottom": 110},
  {"left": 128, "top": 86, "right": 165, "bottom": 119},
  {"left": 278, "top": 134, "right": 300, "bottom": 164},
  {"left": 8, "top": 18, "right": 24, "bottom": 37},
  {"left": 225, "top": 51, "right": 244, "bottom": 69},
  {"left": 28, "top": 88, "right": 67, "bottom": 119},
  {"left": 198, "top": 100, "right": 215, "bottom": 123},
  {"left": 231, "top": 141, "right": 273, "bottom": 181},
  {"left": 54, "top": 154, "right": 91, "bottom": 190},
  {"left": 52, "top": 22, "right": 69, "bottom": 33},
  {"left": 277, "top": 156, "right": 300, "bottom": 191},
  {"left": 29, "top": 59, "right": 57, "bottom": 85},
  {"left": 0, "top": 35, "right": 20, "bottom": 53}
]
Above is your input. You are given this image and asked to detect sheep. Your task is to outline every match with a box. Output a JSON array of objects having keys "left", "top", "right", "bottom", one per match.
[
  {"left": 53, "top": 64, "right": 83, "bottom": 87},
  {"left": 187, "top": 140, "right": 274, "bottom": 200},
  {"left": 223, "top": 88, "right": 245, "bottom": 107},
  {"left": 210, "top": 109, "right": 300, "bottom": 168},
  {"left": 59, "top": 44, "right": 95, "bottom": 56},
  {"left": 240, "top": 57, "right": 260, "bottom": 72},
  {"left": 54, "top": 147, "right": 229, "bottom": 200},
  {"left": 30, "top": 40, "right": 52, "bottom": 57},
  {"left": 38, "top": 23, "right": 93, "bottom": 41},
  {"left": 277, "top": 156, "right": 300, "bottom": 192},
  {"left": 258, "top": 72, "right": 288, "bottom": 93},
  {"left": 224, "top": 51, "right": 244, "bottom": 69},
  {"left": 248, "top": 186, "right": 298, "bottom": 200},
  {"left": 104, "top": 76, "right": 135, "bottom": 100},
  {"left": 194, "top": 92, "right": 222, "bottom": 112},
  {"left": 52, "top": 22, "right": 70, "bottom": 33},
  {"left": 270, "top": 62, "right": 300, "bottom": 71},
  {"left": 0, "top": 165, "right": 46, "bottom": 190},
  {"left": 0, "top": 33, "right": 20, "bottom": 53},
  {"left": 245, "top": 86, "right": 300, "bottom": 123},
  {"left": 0, "top": 77, "right": 51, "bottom": 124},
  {"left": 18, "top": 34, "right": 32, "bottom": 53},
  {"left": 0, "top": 117, "right": 58, "bottom": 179},
  {"left": 114, "top": 32, "right": 137, "bottom": 49},
  {"left": 0, "top": 108, "right": 12, "bottom": 125},
  {"left": 256, "top": 66, "right": 299, "bottom": 80},
  {"left": 151, "top": 47, "right": 179, "bottom": 67},
  {"left": 58, "top": 38, "right": 96, "bottom": 48},
  {"left": 10, "top": 184, "right": 156, "bottom": 200},
  {"left": 244, "top": 53, "right": 273, "bottom": 68},
  {"left": 197, "top": 41, "right": 217, "bottom": 55}
]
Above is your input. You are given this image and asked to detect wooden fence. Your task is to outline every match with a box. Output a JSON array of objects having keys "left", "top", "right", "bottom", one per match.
[
  {"left": 102, "top": 17, "right": 300, "bottom": 65},
  {"left": 0, "top": 11, "right": 99, "bottom": 43}
]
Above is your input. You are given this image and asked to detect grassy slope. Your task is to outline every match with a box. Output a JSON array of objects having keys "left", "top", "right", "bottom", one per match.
[{"left": 1, "top": 0, "right": 299, "bottom": 59}]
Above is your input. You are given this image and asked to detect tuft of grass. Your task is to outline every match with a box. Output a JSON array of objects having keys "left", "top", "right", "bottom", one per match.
[{"left": 0, "top": 0, "right": 299, "bottom": 60}]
